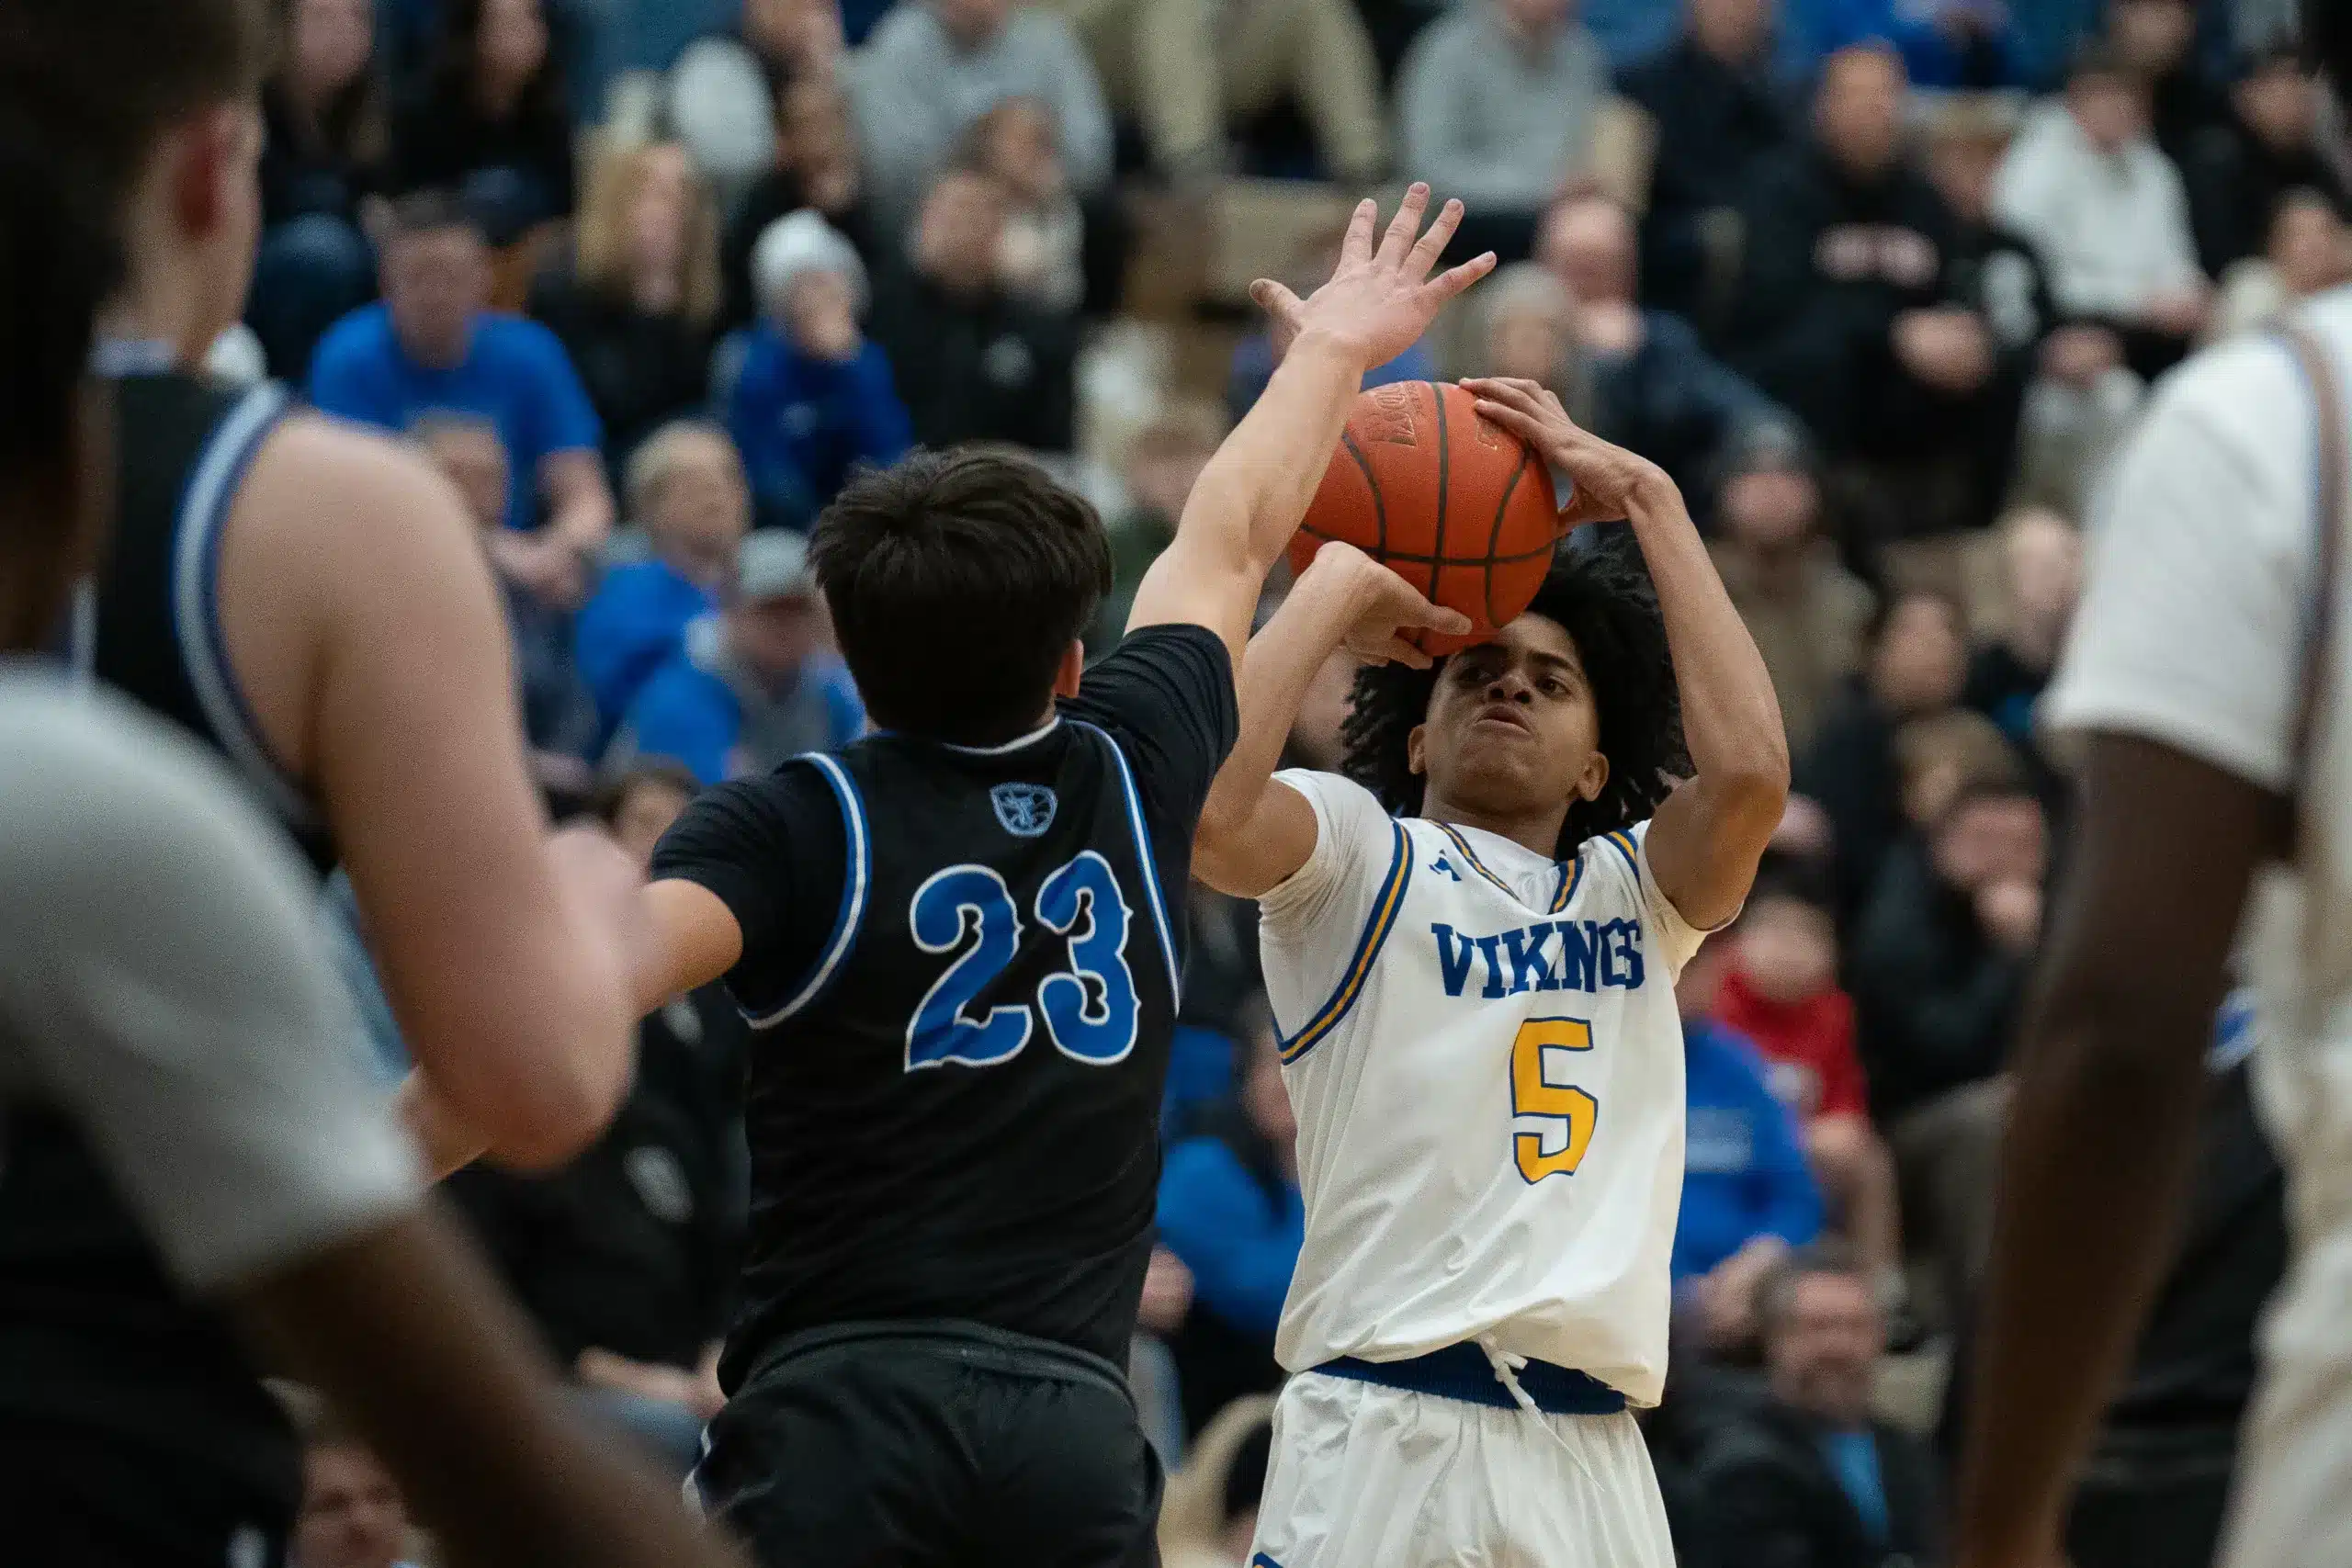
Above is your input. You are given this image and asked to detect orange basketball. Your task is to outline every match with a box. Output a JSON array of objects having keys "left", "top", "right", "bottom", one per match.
[{"left": 1288, "top": 380, "right": 1564, "bottom": 656}]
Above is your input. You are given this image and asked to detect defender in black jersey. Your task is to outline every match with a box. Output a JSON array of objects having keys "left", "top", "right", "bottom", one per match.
[{"left": 639, "top": 187, "right": 1495, "bottom": 1564}]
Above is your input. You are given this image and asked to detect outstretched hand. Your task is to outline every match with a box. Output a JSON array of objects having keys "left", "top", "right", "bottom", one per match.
[
  {"left": 1252, "top": 184, "right": 1497, "bottom": 373},
  {"left": 1463, "top": 377, "right": 1672, "bottom": 527}
]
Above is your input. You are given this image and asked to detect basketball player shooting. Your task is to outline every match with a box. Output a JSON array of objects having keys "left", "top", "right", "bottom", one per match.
[
  {"left": 1191, "top": 378, "right": 1789, "bottom": 1567},
  {"left": 1954, "top": 9, "right": 2352, "bottom": 1568},
  {"left": 628, "top": 186, "right": 1490, "bottom": 1566}
]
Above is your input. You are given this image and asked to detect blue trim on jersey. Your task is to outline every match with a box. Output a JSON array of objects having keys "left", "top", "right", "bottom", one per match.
[
  {"left": 1250, "top": 1556, "right": 1285, "bottom": 1568},
  {"left": 1600, "top": 829, "right": 1639, "bottom": 878},
  {"left": 1551, "top": 851, "right": 1585, "bottom": 913},
  {"left": 166, "top": 381, "right": 312, "bottom": 827},
  {"left": 1436, "top": 822, "right": 1521, "bottom": 902},
  {"left": 1070, "top": 720, "right": 1182, "bottom": 1002},
  {"left": 746, "top": 753, "right": 869, "bottom": 1028},
  {"left": 1277, "top": 821, "right": 1412, "bottom": 1066}
]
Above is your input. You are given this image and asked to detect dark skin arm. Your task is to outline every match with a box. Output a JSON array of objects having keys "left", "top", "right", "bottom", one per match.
[
  {"left": 1953, "top": 734, "right": 2287, "bottom": 1568},
  {"left": 231, "top": 1207, "right": 745, "bottom": 1568}
]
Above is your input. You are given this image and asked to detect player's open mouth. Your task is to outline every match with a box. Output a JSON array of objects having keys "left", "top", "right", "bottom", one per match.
[{"left": 1471, "top": 704, "right": 1532, "bottom": 735}]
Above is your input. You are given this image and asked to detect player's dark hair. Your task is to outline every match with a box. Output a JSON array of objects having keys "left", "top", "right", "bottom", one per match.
[
  {"left": 0, "top": 117, "right": 122, "bottom": 649},
  {"left": 1340, "top": 525, "right": 1688, "bottom": 856},
  {"left": 1754, "top": 1239, "right": 1867, "bottom": 1340},
  {"left": 811, "top": 448, "right": 1113, "bottom": 747},
  {"left": 1743, "top": 852, "right": 1837, "bottom": 920},
  {"left": 0, "top": 0, "right": 276, "bottom": 217},
  {"left": 426, "top": 0, "right": 570, "bottom": 140},
  {"left": 385, "top": 186, "right": 492, "bottom": 241}
]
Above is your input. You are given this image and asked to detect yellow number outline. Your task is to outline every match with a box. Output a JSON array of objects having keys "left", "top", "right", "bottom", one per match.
[{"left": 1512, "top": 1016, "right": 1598, "bottom": 1183}]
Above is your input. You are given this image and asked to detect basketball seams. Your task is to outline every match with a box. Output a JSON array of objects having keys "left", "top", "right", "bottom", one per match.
[
  {"left": 1340, "top": 431, "right": 1386, "bottom": 561},
  {"left": 1428, "top": 385, "right": 1451, "bottom": 606},
  {"left": 1294, "top": 522, "right": 1555, "bottom": 568},
  {"left": 1484, "top": 446, "right": 1528, "bottom": 626}
]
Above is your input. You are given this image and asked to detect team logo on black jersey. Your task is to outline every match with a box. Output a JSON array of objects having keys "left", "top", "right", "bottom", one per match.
[{"left": 990, "top": 782, "right": 1058, "bottom": 837}]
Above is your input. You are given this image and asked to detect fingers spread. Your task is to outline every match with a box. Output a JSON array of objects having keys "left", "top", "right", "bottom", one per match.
[
  {"left": 1424, "top": 250, "right": 1496, "bottom": 304},
  {"left": 1250, "top": 277, "right": 1306, "bottom": 324},
  {"left": 1406, "top": 198, "right": 1465, "bottom": 278},
  {"left": 1378, "top": 183, "right": 1431, "bottom": 266},
  {"left": 1341, "top": 197, "right": 1378, "bottom": 265}
]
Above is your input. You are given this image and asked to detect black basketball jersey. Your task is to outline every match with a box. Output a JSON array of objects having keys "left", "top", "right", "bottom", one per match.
[
  {"left": 0, "top": 368, "right": 313, "bottom": 1547},
  {"left": 654, "top": 627, "right": 1237, "bottom": 1383}
]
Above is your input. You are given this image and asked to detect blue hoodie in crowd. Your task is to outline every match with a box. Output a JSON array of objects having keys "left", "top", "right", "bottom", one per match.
[
  {"left": 611, "top": 615, "right": 865, "bottom": 786},
  {"left": 1158, "top": 1131, "right": 1306, "bottom": 1343},
  {"left": 724, "top": 324, "right": 913, "bottom": 532},
  {"left": 574, "top": 558, "right": 718, "bottom": 746},
  {"left": 1675, "top": 1018, "right": 1825, "bottom": 1282}
]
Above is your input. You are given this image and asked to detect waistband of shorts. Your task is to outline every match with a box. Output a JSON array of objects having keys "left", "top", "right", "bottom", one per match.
[
  {"left": 741, "top": 1318, "right": 1134, "bottom": 1404},
  {"left": 1311, "top": 1344, "right": 1627, "bottom": 1416}
]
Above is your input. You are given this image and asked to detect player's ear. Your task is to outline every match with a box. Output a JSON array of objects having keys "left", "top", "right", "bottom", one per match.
[
  {"left": 1407, "top": 722, "right": 1429, "bottom": 778},
  {"left": 1052, "top": 639, "right": 1084, "bottom": 702},
  {"left": 1576, "top": 749, "right": 1610, "bottom": 803}
]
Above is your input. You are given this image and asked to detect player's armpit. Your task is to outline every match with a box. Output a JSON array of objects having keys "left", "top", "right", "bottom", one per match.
[
  {"left": 636, "top": 878, "right": 747, "bottom": 1015},
  {"left": 1194, "top": 774, "right": 1321, "bottom": 900}
]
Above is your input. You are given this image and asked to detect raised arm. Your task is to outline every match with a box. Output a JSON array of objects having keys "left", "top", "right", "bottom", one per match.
[
  {"left": 1466, "top": 378, "right": 1788, "bottom": 928},
  {"left": 1125, "top": 183, "right": 1494, "bottom": 668},
  {"left": 1193, "top": 541, "right": 1466, "bottom": 897}
]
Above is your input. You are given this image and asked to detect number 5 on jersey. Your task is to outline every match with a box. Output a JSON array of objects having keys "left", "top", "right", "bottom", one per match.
[
  {"left": 1512, "top": 1017, "right": 1598, "bottom": 1182},
  {"left": 906, "top": 853, "right": 1140, "bottom": 1070}
]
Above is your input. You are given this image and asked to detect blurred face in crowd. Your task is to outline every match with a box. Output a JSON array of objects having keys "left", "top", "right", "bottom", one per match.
[
  {"left": 626, "top": 143, "right": 694, "bottom": 289},
  {"left": 384, "top": 222, "right": 491, "bottom": 368},
  {"left": 1536, "top": 197, "right": 1638, "bottom": 309},
  {"left": 294, "top": 1442, "right": 411, "bottom": 1568},
  {"left": 476, "top": 0, "right": 549, "bottom": 98},
  {"left": 1927, "top": 130, "right": 2010, "bottom": 226},
  {"left": 2109, "top": 0, "right": 2195, "bottom": 79},
  {"left": 2069, "top": 71, "right": 2147, "bottom": 154},
  {"left": 610, "top": 776, "right": 694, "bottom": 868},
  {"left": 419, "top": 419, "right": 510, "bottom": 533},
  {"left": 2238, "top": 59, "right": 2319, "bottom": 152},
  {"left": 1868, "top": 592, "right": 1966, "bottom": 717},
  {"left": 932, "top": 0, "right": 1012, "bottom": 46},
  {"left": 1720, "top": 463, "right": 1819, "bottom": 557},
  {"left": 1932, "top": 791, "right": 2047, "bottom": 896},
  {"left": 2000, "top": 508, "right": 2081, "bottom": 662},
  {"left": 780, "top": 77, "right": 855, "bottom": 174},
  {"left": 916, "top": 172, "right": 1009, "bottom": 296},
  {"left": 1815, "top": 46, "right": 1907, "bottom": 178},
  {"left": 1765, "top": 1269, "right": 1882, "bottom": 1427},
  {"left": 646, "top": 433, "right": 749, "bottom": 589},
  {"left": 980, "top": 98, "right": 1066, "bottom": 206},
  {"left": 1498, "top": 0, "right": 1576, "bottom": 39},
  {"left": 2273, "top": 191, "right": 2352, "bottom": 298},
  {"left": 1690, "top": 0, "right": 1775, "bottom": 66},
  {"left": 729, "top": 592, "right": 824, "bottom": 687},
  {"left": 1734, "top": 894, "right": 1838, "bottom": 1006},
  {"left": 1486, "top": 296, "right": 1573, "bottom": 385},
  {"left": 747, "top": 0, "right": 832, "bottom": 60},
  {"left": 1410, "top": 614, "right": 1610, "bottom": 830},
  {"left": 291, "top": 0, "right": 375, "bottom": 104}
]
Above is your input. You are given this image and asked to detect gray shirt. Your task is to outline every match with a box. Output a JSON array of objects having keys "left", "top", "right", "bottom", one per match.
[
  {"left": 0, "top": 670, "right": 419, "bottom": 1291},
  {"left": 1396, "top": 5, "right": 1609, "bottom": 211}
]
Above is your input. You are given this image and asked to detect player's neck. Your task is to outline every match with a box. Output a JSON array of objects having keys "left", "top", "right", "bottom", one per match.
[{"left": 1421, "top": 791, "right": 1569, "bottom": 860}]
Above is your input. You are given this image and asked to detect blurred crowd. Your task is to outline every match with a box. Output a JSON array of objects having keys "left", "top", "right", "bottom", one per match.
[{"left": 243, "top": 1, "right": 2333, "bottom": 1565}]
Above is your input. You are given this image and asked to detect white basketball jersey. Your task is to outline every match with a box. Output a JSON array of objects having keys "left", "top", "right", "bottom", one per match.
[{"left": 1256, "top": 770, "right": 1708, "bottom": 1408}]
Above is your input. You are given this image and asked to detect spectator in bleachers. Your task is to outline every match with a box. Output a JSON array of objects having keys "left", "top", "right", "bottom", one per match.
[
  {"left": 719, "top": 73, "right": 878, "bottom": 331},
  {"left": 2179, "top": 44, "right": 2349, "bottom": 276},
  {"left": 576, "top": 422, "right": 750, "bottom": 744},
  {"left": 1710, "top": 858, "right": 1905, "bottom": 1327},
  {"left": 448, "top": 761, "right": 749, "bottom": 1476},
  {"left": 1094, "top": 400, "right": 1228, "bottom": 649},
  {"left": 2209, "top": 185, "right": 2352, "bottom": 339},
  {"left": 290, "top": 1399, "right": 422, "bottom": 1568},
  {"left": 1796, "top": 588, "right": 1970, "bottom": 921},
  {"left": 1705, "top": 425, "right": 1873, "bottom": 755},
  {"left": 531, "top": 141, "right": 724, "bottom": 475},
  {"left": 311, "top": 189, "right": 616, "bottom": 562},
  {"left": 253, "top": 0, "right": 389, "bottom": 380},
  {"left": 1617, "top": 0, "right": 1799, "bottom": 325},
  {"left": 849, "top": 0, "right": 1114, "bottom": 237},
  {"left": 1727, "top": 44, "right": 2006, "bottom": 538},
  {"left": 2108, "top": 0, "right": 2234, "bottom": 172},
  {"left": 1396, "top": 0, "right": 1614, "bottom": 265},
  {"left": 1157, "top": 1016, "right": 1304, "bottom": 1437},
  {"left": 609, "top": 529, "right": 864, "bottom": 784},
  {"left": 1227, "top": 215, "right": 1436, "bottom": 419},
  {"left": 727, "top": 209, "right": 912, "bottom": 532},
  {"left": 1037, "top": 0, "right": 1387, "bottom": 185},
  {"left": 1696, "top": 1244, "right": 1941, "bottom": 1566},
  {"left": 1963, "top": 506, "right": 2082, "bottom": 756},
  {"left": 390, "top": 0, "right": 578, "bottom": 244},
  {"left": 668, "top": 0, "right": 848, "bottom": 200},
  {"left": 870, "top": 166, "right": 1080, "bottom": 451},
  {"left": 415, "top": 413, "right": 600, "bottom": 772},
  {"left": 1852, "top": 764, "right": 2043, "bottom": 1319},
  {"left": 1789, "top": 0, "right": 2030, "bottom": 88},
  {"left": 1675, "top": 939, "right": 1826, "bottom": 1354},
  {"left": 1992, "top": 42, "right": 2211, "bottom": 381},
  {"left": 1890, "top": 708, "right": 2018, "bottom": 853},
  {"left": 963, "top": 97, "right": 1123, "bottom": 318}
]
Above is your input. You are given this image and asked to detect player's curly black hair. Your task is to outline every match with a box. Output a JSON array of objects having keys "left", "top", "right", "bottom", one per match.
[{"left": 1338, "top": 525, "right": 1688, "bottom": 858}]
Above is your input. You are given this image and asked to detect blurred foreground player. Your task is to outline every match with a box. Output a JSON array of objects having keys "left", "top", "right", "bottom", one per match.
[
  {"left": 5, "top": 0, "right": 648, "bottom": 1179},
  {"left": 1188, "top": 378, "right": 1789, "bottom": 1566},
  {"left": 1954, "top": 9, "right": 2352, "bottom": 1568},
  {"left": 0, "top": 120, "right": 738, "bottom": 1568},
  {"left": 635, "top": 186, "right": 1491, "bottom": 1564}
]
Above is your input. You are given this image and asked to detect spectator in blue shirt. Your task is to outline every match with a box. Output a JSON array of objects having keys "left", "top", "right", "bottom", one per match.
[
  {"left": 575, "top": 421, "right": 751, "bottom": 746},
  {"left": 1674, "top": 938, "right": 1826, "bottom": 1354},
  {"left": 311, "top": 188, "right": 615, "bottom": 609},
  {"left": 725, "top": 210, "right": 913, "bottom": 532},
  {"left": 1790, "top": 0, "right": 2031, "bottom": 88},
  {"left": 1157, "top": 1018, "right": 1304, "bottom": 1438},
  {"left": 608, "top": 530, "right": 864, "bottom": 784}
]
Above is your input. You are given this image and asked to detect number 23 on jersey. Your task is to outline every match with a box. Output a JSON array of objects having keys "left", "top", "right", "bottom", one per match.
[{"left": 906, "top": 852, "right": 1141, "bottom": 1071}]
